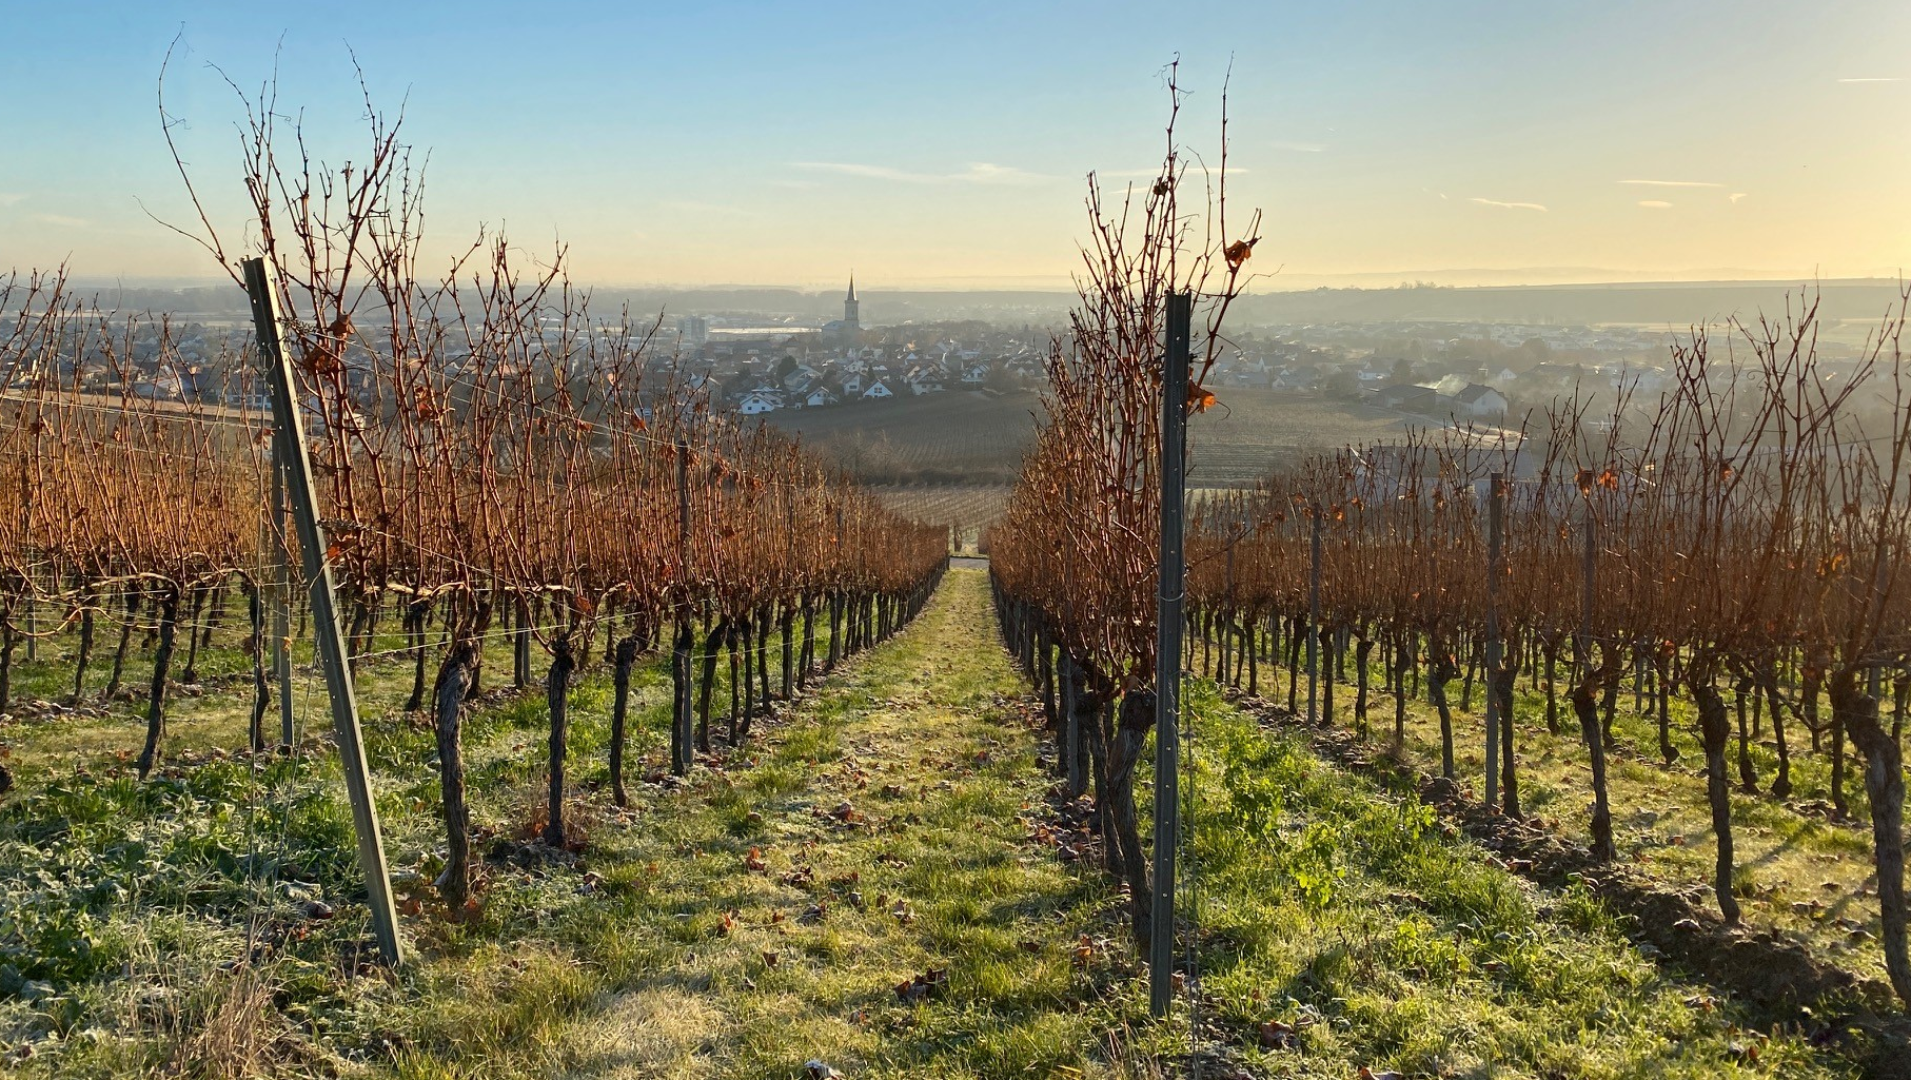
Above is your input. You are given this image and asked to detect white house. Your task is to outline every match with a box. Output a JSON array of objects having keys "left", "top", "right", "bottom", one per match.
[
  {"left": 1453, "top": 384, "right": 1508, "bottom": 420},
  {"left": 739, "top": 390, "right": 783, "bottom": 415},
  {"left": 862, "top": 380, "right": 895, "bottom": 400}
]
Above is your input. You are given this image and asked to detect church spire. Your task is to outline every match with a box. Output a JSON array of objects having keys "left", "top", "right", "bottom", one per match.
[{"left": 846, "top": 273, "right": 856, "bottom": 303}]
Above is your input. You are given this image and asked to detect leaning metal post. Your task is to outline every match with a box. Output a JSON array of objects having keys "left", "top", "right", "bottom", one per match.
[
  {"left": 243, "top": 257, "right": 403, "bottom": 966},
  {"left": 1150, "top": 291, "right": 1192, "bottom": 1016}
]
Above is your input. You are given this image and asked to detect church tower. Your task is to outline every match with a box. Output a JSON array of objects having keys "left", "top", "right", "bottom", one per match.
[{"left": 844, "top": 273, "right": 860, "bottom": 330}]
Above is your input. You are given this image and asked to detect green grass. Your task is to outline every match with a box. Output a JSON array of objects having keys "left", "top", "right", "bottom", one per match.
[
  {"left": 0, "top": 578, "right": 1901, "bottom": 1077},
  {"left": 371, "top": 571, "right": 1148, "bottom": 1079},
  {"left": 1180, "top": 680, "right": 1874, "bottom": 1077},
  {"left": 0, "top": 575, "right": 1156, "bottom": 1078},
  {"left": 1224, "top": 640, "right": 1902, "bottom": 993}
]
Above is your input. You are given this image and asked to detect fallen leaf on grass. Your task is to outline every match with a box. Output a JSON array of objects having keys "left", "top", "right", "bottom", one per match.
[
  {"left": 745, "top": 847, "right": 767, "bottom": 873},
  {"left": 894, "top": 968, "right": 948, "bottom": 1003},
  {"left": 1257, "top": 1020, "right": 1295, "bottom": 1049}
]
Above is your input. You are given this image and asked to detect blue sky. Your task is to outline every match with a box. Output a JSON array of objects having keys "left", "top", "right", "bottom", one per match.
[{"left": 1, "top": 0, "right": 1909, "bottom": 288}]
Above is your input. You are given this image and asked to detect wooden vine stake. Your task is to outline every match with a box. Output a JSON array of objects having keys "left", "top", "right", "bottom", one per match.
[{"left": 243, "top": 257, "right": 404, "bottom": 967}]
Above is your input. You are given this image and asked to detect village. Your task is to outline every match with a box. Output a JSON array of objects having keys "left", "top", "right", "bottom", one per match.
[
  {"left": 674, "top": 309, "right": 1692, "bottom": 431},
  {"left": 26, "top": 282, "right": 1894, "bottom": 453}
]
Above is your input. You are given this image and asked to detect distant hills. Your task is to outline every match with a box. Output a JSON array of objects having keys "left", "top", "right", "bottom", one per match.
[
  {"left": 1224, "top": 279, "right": 1907, "bottom": 332},
  {"left": 59, "top": 277, "right": 1908, "bottom": 335}
]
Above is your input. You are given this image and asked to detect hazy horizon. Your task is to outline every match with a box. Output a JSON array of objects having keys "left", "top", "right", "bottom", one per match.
[
  {"left": 3, "top": 0, "right": 1910, "bottom": 290},
  {"left": 41, "top": 269, "right": 1916, "bottom": 296}
]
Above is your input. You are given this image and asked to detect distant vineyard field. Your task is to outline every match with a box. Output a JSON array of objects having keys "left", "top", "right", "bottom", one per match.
[
  {"left": 760, "top": 390, "right": 1044, "bottom": 483},
  {"left": 870, "top": 484, "right": 1011, "bottom": 549},
  {"left": 761, "top": 387, "right": 1426, "bottom": 488},
  {"left": 1187, "top": 387, "right": 1433, "bottom": 485}
]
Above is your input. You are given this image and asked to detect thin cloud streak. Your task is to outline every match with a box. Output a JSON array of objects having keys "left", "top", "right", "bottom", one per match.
[
  {"left": 1617, "top": 179, "right": 1724, "bottom": 188},
  {"left": 1470, "top": 197, "right": 1547, "bottom": 212},
  {"left": 1638, "top": 200, "right": 1673, "bottom": 209},
  {"left": 1838, "top": 77, "right": 1906, "bottom": 82},
  {"left": 793, "top": 161, "right": 1053, "bottom": 185}
]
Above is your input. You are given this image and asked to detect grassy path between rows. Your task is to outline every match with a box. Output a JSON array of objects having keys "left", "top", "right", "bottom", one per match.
[{"left": 386, "top": 569, "right": 1140, "bottom": 1079}]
